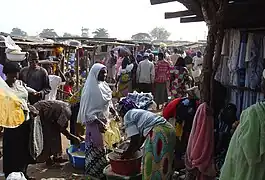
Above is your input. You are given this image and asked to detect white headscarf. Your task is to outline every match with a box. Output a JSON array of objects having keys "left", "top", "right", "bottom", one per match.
[{"left": 77, "top": 63, "right": 112, "bottom": 124}]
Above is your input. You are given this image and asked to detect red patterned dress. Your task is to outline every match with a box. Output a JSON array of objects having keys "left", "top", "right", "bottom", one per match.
[{"left": 170, "top": 66, "right": 189, "bottom": 98}]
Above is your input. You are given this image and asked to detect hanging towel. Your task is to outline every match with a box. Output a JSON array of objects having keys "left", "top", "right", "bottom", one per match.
[
  {"left": 221, "top": 30, "right": 230, "bottom": 56},
  {"left": 185, "top": 103, "right": 216, "bottom": 180},
  {"left": 220, "top": 102, "right": 265, "bottom": 180},
  {"left": 245, "top": 33, "right": 255, "bottom": 62}
]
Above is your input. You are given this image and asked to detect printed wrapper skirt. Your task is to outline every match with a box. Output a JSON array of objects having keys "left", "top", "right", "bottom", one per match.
[
  {"left": 85, "top": 143, "right": 109, "bottom": 179},
  {"left": 143, "top": 122, "right": 176, "bottom": 180}
]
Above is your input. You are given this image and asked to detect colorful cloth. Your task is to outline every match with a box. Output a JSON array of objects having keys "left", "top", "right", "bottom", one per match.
[
  {"left": 163, "top": 98, "right": 182, "bottom": 120},
  {"left": 185, "top": 103, "right": 216, "bottom": 180},
  {"left": 155, "top": 60, "right": 170, "bottom": 83},
  {"left": 103, "top": 120, "right": 121, "bottom": 150},
  {"left": 126, "top": 91, "right": 154, "bottom": 110},
  {"left": 117, "top": 81, "right": 131, "bottom": 98},
  {"left": 143, "top": 122, "right": 176, "bottom": 180},
  {"left": 67, "top": 87, "right": 83, "bottom": 105},
  {"left": 170, "top": 66, "right": 189, "bottom": 98},
  {"left": 220, "top": 102, "right": 265, "bottom": 180}
]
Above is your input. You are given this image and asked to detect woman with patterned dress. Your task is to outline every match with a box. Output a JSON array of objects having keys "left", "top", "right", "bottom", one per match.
[
  {"left": 118, "top": 99, "right": 176, "bottom": 180},
  {"left": 77, "top": 63, "right": 119, "bottom": 179},
  {"left": 170, "top": 57, "right": 189, "bottom": 98}
]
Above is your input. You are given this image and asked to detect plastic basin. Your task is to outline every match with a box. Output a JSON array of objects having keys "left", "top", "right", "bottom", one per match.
[
  {"left": 66, "top": 142, "right": 85, "bottom": 170},
  {"left": 108, "top": 150, "right": 142, "bottom": 176}
]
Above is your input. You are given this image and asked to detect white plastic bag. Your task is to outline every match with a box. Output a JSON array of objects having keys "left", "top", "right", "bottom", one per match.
[{"left": 6, "top": 172, "right": 27, "bottom": 180}]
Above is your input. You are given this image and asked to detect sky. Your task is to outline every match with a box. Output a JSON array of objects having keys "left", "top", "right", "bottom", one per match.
[{"left": 1, "top": 0, "right": 207, "bottom": 41}]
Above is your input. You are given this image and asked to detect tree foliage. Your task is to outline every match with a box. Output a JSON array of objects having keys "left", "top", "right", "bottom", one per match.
[
  {"left": 131, "top": 33, "right": 152, "bottom": 41},
  {"left": 150, "top": 27, "right": 171, "bottom": 40},
  {"left": 92, "top": 28, "right": 109, "bottom": 38},
  {"left": 63, "top": 32, "right": 73, "bottom": 37},
  {"left": 39, "top": 29, "right": 58, "bottom": 38},
  {"left": 10, "top": 28, "right": 27, "bottom": 37}
]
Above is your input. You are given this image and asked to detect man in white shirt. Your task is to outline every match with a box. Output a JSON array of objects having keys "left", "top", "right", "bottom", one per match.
[
  {"left": 43, "top": 64, "right": 66, "bottom": 100},
  {"left": 192, "top": 51, "right": 203, "bottom": 84},
  {"left": 136, "top": 53, "right": 155, "bottom": 93}
]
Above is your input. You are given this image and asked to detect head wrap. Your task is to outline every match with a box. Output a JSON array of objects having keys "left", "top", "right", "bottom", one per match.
[
  {"left": 3, "top": 61, "right": 21, "bottom": 74},
  {"left": 118, "top": 98, "right": 138, "bottom": 115},
  {"left": 197, "top": 51, "right": 202, "bottom": 58},
  {"left": 77, "top": 63, "right": 112, "bottom": 123},
  {"left": 143, "top": 53, "right": 149, "bottom": 58}
]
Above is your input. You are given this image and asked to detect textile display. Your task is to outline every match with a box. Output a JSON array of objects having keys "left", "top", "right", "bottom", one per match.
[
  {"left": 216, "top": 29, "right": 265, "bottom": 117},
  {"left": 126, "top": 91, "right": 154, "bottom": 110}
]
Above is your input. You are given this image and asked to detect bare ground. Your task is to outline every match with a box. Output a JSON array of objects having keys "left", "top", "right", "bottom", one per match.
[{"left": 0, "top": 134, "right": 85, "bottom": 180}]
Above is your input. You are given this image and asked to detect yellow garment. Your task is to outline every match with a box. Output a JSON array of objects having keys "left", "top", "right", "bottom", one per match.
[
  {"left": 0, "top": 78, "right": 25, "bottom": 128},
  {"left": 68, "top": 87, "right": 82, "bottom": 105},
  {"left": 175, "top": 122, "right": 183, "bottom": 140},
  {"left": 103, "top": 120, "right": 121, "bottom": 150}
]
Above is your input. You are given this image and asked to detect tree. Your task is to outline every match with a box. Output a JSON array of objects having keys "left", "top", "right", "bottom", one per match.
[
  {"left": 150, "top": 27, "right": 171, "bottom": 40},
  {"left": 92, "top": 28, "right": 109, "bottom": 38},
  {"left": 63, "top": 32, "right": 73, "bottom": 37},
  {"left": 39, "top": 29, "right": 58, "bottom": 38},
  {"left": 10, "top": 28, "right": 27, "bottom": 37},
  {"left": 131, "top": 33, "right": 152, "bottom": 41}
]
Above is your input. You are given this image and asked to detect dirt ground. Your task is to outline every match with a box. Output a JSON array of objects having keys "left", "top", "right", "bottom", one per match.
[
  {"left": 0, "top": 108, "right": 162, "bottom": 179},
  {"left": 0, "top": 135, "right": 85, "bottom": 180}
]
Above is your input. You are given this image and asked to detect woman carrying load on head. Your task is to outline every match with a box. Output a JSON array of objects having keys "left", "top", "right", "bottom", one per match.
[
  {"left": 2, "top": 62, "right": 33, "bottom": 179},
  {"left": 78, "top": 63, "right": 120, "bottom": 179},
  {"left": 117, "top": 99, "right": 176, "bottom": 180}
]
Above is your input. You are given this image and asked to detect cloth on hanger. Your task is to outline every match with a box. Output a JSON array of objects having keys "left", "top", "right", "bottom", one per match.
[
  {"left": 245, "top": 33, "right": 255, "bottom": 62},
  {"left": 238, "top": 32, "right": 248, "bottom": 69},
  {"left": 221, "top": 30, "right": 230, "bottom": 56},
  {"left": 227, "top": 29, "right": 241, "bottom": 86},
  {"left": 242, "top": 34, "right": 264, "bottom": 109},
  {"left": 263, "top": 36, "right": 265, "bottom": 59}
]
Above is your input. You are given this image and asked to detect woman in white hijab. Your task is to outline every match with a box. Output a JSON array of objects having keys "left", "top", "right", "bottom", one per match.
[{"left": 78, "top": 63, "right": 117, "bottom": 179}]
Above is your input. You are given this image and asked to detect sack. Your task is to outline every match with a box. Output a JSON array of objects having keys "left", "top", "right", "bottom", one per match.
[
  {"left": 29, "top": 116, "right": 43, "bottom": 160},
  {"left": 0, "top": 77, "right": 25, "bottom": 128}
]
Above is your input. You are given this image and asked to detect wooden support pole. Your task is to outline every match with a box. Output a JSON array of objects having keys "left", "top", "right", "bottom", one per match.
[
  {"left": 150, "top": 0, "right": 178, "bottom": 5},
  {"left": 198, "top": 0, "right": 228, "bottom": 105},
  {"left": 165, "top": 10, "right": 195, "bottom": 19},
  {"left": 180, "top": 16, "right": 204, "bottom": 23},
  {"left": 76, "top": 48, "right": 80, "bottom": 91}
]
